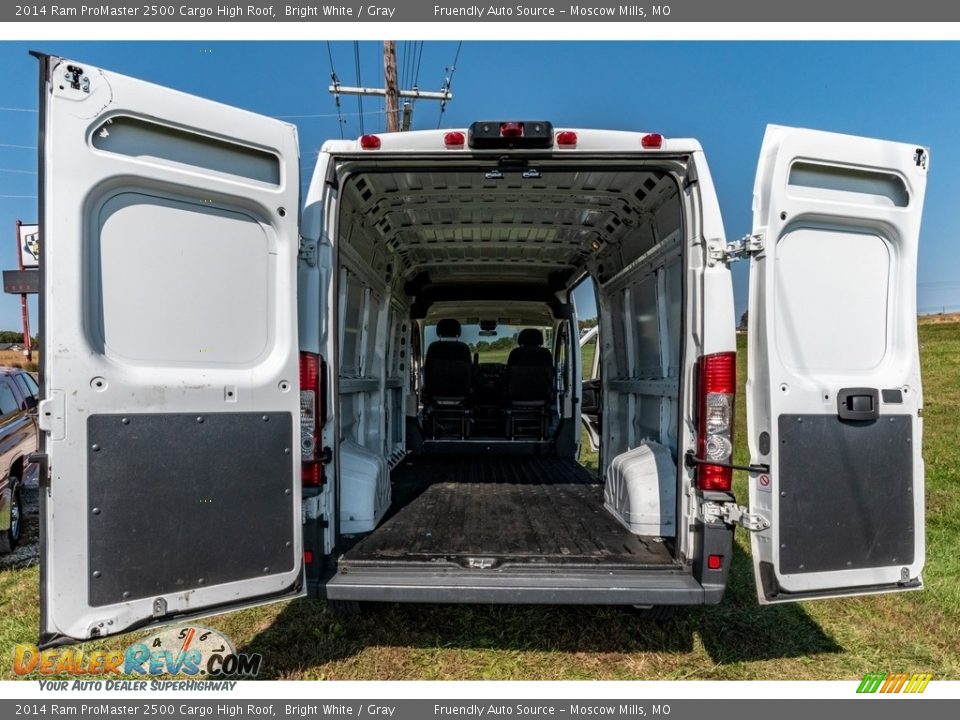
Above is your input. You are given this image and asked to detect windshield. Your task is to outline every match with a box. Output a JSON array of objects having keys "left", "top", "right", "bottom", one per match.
[{"left": 424, "top": 323, "right": 554, "bottom": 363}]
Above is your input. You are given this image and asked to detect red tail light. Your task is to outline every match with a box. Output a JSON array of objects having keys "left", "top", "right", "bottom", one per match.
[
  {"left": 697, "top": 352, "right": 736, "bottom": 492},
  {"left": 641, "top": 133, "right": 663, "bottom": 149},
  {"left": 444, "top": 131, "right": 465, "bottom": 147},
  {"left": 500, "top": 122, "right": 524, "bottom": 138},
  {"left": 556, "top": 131, "right": 578, "bottom": 147},
  {"left": 303, "top": 550, "right": 314, "bottom": 565},
  {"left": 360, "top": 134, "right": 381, "bottom": 150},
  {"left": 300, "top": 352, "right": 324, "bottom": 486}
]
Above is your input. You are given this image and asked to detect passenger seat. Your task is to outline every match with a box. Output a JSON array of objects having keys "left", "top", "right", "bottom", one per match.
[
  {"left": 422, "top": 319, "right": 473, "bottom": 438},
  {"left": 505, "top": 328, "right": 554, "bottom": 439}
]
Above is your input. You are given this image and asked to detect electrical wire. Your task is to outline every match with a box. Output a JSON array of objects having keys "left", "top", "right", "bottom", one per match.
[
  {"left": 354, "top": 41, "right": 365, "bottom": 136},
  {"left": 0, "top": 168, "right": 36, "bottom": 174},
  {"left": 0, "top": 106, "right": 37, "bottom": 113},
  {"left": 0, "top": 143, "right": 36, "bottom": 150},
  {"left": 436, "top": 41, "right": 463, "bottom": 129},
  {"left": 326, "top": 41, "right": 345, "bottom": 139}
]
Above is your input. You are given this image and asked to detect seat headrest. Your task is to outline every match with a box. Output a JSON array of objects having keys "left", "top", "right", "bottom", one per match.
[
  {"left": 517, "top": 328, "right": 544, "bottom": 347},
  {"left": 436, "top": 318, "right": 462, "bottom": 338}
]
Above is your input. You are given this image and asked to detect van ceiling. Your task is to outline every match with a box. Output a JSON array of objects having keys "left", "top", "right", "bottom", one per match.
[{"left": 339, "top": 165, "right": 681, "bottom": 287}]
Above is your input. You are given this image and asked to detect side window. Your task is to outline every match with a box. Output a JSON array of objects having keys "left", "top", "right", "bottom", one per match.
[
  {"left": 0, "top": 382, "right": 20, "bottom": 417},
  {"left": 22, "top": 373, "right": 39, "bottom": 397},
  {"left": 14, "top": 373, "right": 37, "bottom": 401},
  {"left": 572, "top": 277, "right": 599, "bottom": 381}
]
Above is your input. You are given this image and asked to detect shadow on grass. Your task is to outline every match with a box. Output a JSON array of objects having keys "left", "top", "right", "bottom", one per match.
[{"left": 239, "top": 545, "right": 840, "bottom": 678}]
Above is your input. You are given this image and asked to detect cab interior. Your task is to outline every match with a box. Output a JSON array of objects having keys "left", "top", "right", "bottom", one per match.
[{"left": 328, "top": 156, "right": 694, "bottom": 577}]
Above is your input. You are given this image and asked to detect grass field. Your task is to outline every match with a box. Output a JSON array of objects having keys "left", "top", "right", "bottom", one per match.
[{"left": 1, "top": 324, "right": 957, "bottom": 680}]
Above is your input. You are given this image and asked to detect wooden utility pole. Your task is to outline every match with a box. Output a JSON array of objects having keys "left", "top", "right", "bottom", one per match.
[
  {"left": 329, "top": 42, "right": 452, "bottom": 132},
  {"left": 383, "top": 41, "right": 400, "bottom": 133}
]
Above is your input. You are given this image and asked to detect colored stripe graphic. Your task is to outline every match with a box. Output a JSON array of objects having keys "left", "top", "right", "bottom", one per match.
[
  {"left": 857, "top": 673, "right": 886, "bottom": 693},
  {"left": 857, "top": 672, "right": 932, "bottom": 693}
]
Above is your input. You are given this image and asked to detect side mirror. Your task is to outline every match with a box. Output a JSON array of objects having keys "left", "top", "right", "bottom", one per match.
[{"left": 24, "top": 395, "right": 38, "bottom": 410}]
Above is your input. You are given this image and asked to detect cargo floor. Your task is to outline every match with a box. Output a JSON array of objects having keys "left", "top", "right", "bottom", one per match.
[{"left": 340, "top": 454, "right": 676, "bottom": 568}]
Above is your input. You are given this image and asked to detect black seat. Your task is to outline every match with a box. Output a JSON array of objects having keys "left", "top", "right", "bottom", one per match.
[
  {"left": 505, "top": 328, "right": 554, "bottom": 439},
  {"left": 423, "top": 318, "right": 473, "bottom": 438}
]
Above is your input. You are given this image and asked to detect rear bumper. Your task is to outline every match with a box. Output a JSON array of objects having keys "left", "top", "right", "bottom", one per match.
[{"left": 324, "top": 564, "right": 718, "bottom": 605}]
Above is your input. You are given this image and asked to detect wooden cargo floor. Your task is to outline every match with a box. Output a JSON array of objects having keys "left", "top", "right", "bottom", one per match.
[{"left": 341, "top": 454, "right": 676, "bottom": 568}]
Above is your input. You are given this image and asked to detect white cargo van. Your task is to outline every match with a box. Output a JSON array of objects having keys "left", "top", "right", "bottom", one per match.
[{"left": 33, "top": 55, "right": 928, "bottom": 644}]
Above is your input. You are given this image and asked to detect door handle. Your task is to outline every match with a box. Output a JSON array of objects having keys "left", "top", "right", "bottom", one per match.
[{"left": 837, "top": 387, "right": 879, "bottom": 421}]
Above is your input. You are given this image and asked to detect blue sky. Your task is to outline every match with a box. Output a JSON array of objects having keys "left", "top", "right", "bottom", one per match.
[{"left": 2, "top": 41, "right": 960, "bottom": 333}]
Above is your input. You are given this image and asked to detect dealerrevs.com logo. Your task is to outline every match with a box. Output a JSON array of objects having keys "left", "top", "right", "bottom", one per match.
[{"left": 13, "top": 626, "right": 262, "bottom": 678}]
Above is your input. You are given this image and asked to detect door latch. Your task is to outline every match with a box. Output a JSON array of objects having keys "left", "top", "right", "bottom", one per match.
[
  {"left": 702, "top": 501, "right": 770, "bottom": 532},
  {"left": 707, "top": 233, "right": 765, "bottom": 266}
]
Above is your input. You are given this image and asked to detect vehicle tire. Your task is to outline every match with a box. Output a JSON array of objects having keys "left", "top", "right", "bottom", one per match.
[
  {"left": 630, "top": 605, "right": 676, "bottom": 622},
  {"left": 0, "top": 481, "right": 22, "bottom": 554}
]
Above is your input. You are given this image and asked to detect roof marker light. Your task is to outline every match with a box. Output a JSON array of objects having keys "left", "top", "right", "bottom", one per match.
[
  {"left": 500, "top": 122, "right": 524, "bottom": 138},
  {"left": 556, "top": 131, "right": 578, "bottom": 147},
  {"left": 360, "top": 134, "right": 381, "bottom": 150},
  {"left": 641, "top": 133, "right": 663, "bottom": 149},
  {"left": 444, "top": 131, "right": 465, "bottom": 147}
]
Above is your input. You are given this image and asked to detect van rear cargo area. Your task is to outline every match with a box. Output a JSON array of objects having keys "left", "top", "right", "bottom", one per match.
[{"left": 339, "top": 455, "right": 676, "bottom": 568}]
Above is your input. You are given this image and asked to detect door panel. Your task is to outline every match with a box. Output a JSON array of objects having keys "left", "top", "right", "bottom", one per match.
[
  {"left": 37, "top": 55, "right": 302, "bottom": 643},
  {"left": 747, "top": 124, "right": 927, "bottom": 603},
  {"left": 579, "top": 326, "right": 600, "bottom": 449}
]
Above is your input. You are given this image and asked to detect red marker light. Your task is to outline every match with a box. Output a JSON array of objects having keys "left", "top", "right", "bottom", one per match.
[
  {"left": 444, "top": 131, "right": 465, "bottom": 147},
  {"left": 641, "top": 133, "right": 663, "bottom": 149},
  {"left": 707, "top": 554, "right": 723, "bottom": 570},
  {"left": 556, "top": 131, "right": 578, "bottom": 147},
  {"left": 360, "top": 134, "right": 381, "bottom": 150},
  {"left": 304, "top": 550, "right": 314, "bottom": 565},
  {"left": 500, "top": 122, "right": 524, "bottom": 138}
]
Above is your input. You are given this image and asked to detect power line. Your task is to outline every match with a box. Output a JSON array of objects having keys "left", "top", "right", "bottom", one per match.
[
  {"left": 0, "top": 194, "right": 37, "bottom": 198},
  {"left": 0, "top": 143, "right": 36, "bottom": 150},
  {"left": 437, "top": 41, "right": 463, "bottom": 129},
  {"left": 0, "top": 106, "right": 37, "bottom": 113},
  {"left": 276, "top": 109, "right": 387, "bottom": 119},
  {"left": 0, "top": 168, "right": 36, "bottom": 175},
  {"left": 326, "top": 40, "right": 345, "bottom": 139},
  {"left": 354, "top": 41, "right": 365, "bottom": 136}
]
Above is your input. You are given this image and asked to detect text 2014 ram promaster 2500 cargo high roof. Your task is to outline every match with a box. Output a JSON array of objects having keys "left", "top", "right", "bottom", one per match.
[{"left": 33, "top": 55, "right": 928, "bottom": 644}]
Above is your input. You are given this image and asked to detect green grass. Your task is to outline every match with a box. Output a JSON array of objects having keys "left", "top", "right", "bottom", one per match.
[{"left": 2, "top": 324, "right": 958, "bottom": 680}]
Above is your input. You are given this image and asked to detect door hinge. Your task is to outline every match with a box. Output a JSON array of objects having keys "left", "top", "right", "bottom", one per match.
[
  {"left": 707, "top": 234, "right": 765, "bottom": 266},
  {"left": 702, "top": 501, "right": 770, "bottom": 532},
  {"left": 298, "top": 236, "right": 318, "bottom": 267},
  {"left": 28, "top": 452, "right": 49, "bottom": 488}
]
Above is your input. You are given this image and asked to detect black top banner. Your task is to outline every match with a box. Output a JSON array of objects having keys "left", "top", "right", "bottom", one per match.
[{"left": 5, "top": 1, "right": 960, "bottom": 22}]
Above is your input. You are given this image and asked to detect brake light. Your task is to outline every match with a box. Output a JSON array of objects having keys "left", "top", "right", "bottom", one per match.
[
  {"left": 360, "top": 134, "right": 381, "bottom": 150},
  {"left": 641, "top": 133, "right": 663, "bottom": 149},
  {"left": 697, "top": 352, "right": 736, "bottom": 492},
  {"left": 556, "top": 131, "right": 578, "bottom": 147},
  {"left": 444, "top": 131, "right": 465, "bottom": 147},
  {"left": 500, "top": 122, "right": 524, "bottom": 137},
  {"left": 300, "top": 352, "right": 324, "bottom": 486},
  {"left": 707, "top": 554, "right": 723, "bottom": 570}
]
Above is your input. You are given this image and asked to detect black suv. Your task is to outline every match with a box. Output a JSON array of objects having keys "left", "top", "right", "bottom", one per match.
[{"left": 0, "top": 367, "right": 39, "bottom": 553}]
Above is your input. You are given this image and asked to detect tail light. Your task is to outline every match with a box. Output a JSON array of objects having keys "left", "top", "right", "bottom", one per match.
[
  {"left": 443, "top": 131, "right": 465, "bottom": 147},
  {"left": 641, "top": 133, "right": 663, "bottom": 149},
  {"left": 697, "top": 352, "right": 736, "bottom": 492},
  {"left": 360, "top": 134, "right": 381, "bottom": 150},
  {"left": 300, "top": 352, "right": 324, "bottom": 486}
]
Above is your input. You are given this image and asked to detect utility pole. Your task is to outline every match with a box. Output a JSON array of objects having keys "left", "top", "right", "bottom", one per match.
[
  {"left": 329, "top": 42, "right": 452, "bottom": 132},
  {"left": 383, "top": 41, "right": 399, "bottom": 132}
]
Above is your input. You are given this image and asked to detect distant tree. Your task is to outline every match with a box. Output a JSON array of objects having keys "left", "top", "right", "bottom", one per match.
[
  {"left": 578, "top": 318, "right": 598, "bottom": 330},
  {"left": 738, "top": 310, "right": 748, "bottom": 331}
]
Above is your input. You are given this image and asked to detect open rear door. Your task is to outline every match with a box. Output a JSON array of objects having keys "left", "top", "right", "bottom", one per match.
[
  {"left": 747, "top": 124, "right": 927, "bottom": 603},
  {"left": 36, "top": 55, "right": 302, "bottom": 643}
]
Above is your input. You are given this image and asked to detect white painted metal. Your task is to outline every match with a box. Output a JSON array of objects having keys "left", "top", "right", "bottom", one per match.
[
  {"left": 747, "top": 124, "right": 927, "bottom": 603},
  {"left": 40, "top": 57, "right": 302, "bottom": 641}
]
